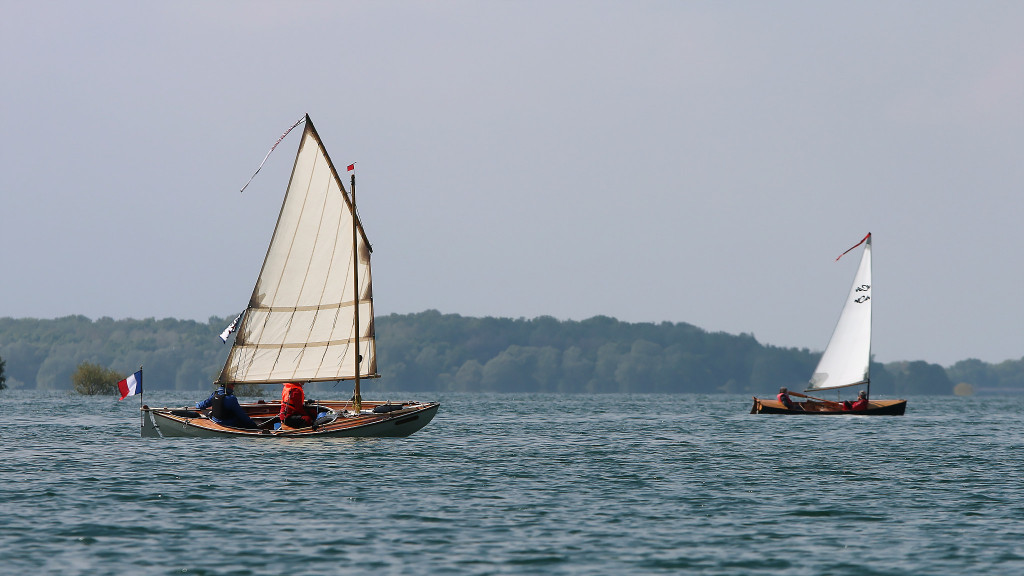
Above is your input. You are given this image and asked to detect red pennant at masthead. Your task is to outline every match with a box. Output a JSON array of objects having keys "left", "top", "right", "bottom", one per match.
[{"left": 836, "top": 233, "right": 871, "bottom": 262}]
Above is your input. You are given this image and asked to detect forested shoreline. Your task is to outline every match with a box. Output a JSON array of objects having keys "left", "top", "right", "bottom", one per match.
[{"left": 1, "top": 311, "right": 1021, "bottom": 395}]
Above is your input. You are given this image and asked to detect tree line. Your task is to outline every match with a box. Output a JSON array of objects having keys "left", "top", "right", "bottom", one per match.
[{"left": 1, "top": 311, "right": 1022, "bottom": 395}]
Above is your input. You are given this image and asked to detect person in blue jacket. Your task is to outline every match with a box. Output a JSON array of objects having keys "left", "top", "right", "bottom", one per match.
[{"left": 196, "top": 383, "right": 259, "bottom": 429}]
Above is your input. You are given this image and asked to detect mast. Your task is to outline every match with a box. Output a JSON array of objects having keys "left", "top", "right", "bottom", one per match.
[
  {"left": 866, "top": 233, "right": 872, "bottom": 399},
  {"left": 351, "top": 172, "right": 362, "bottom": 413}
]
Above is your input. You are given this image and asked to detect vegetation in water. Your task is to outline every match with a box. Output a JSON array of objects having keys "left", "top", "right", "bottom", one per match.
[{"left": 71, "top": 361, "right": 124, "bottom": 395}]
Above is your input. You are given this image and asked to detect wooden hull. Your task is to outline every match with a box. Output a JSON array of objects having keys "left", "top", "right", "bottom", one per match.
[
  {"left": 750, "top": 397, "right": 906, "bottom": 415},
  {"left": 141, "top": 400, "right": 439, "bottom": 438}
]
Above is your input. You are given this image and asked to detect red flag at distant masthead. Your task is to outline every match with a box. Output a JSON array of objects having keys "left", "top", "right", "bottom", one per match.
[
  {"left": 836, "top": 232, "right": 871, "bottom": 261},
  {"left": 347, "top": 163, "right": 355, "bottom": 172}
]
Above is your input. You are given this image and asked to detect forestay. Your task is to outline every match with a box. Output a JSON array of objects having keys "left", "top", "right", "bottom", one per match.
[
  {"left": 808, "top": 234, "right": 872, "bottom": 391},
  {"left": 219, "top": 117, "right": 377, "bottom": 384}
]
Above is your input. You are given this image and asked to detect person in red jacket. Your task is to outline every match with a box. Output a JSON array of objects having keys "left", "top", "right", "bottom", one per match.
[
  {"left": 279, "top": 382, "right": 313, "bottom": 428},
  {"left": 843, "top": 390, "right": 869, "bottom": 411}
]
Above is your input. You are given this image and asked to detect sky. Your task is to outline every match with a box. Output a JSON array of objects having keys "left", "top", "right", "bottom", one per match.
[{"left": 2, "top": 1, "right": 1022, "bottom": 367}]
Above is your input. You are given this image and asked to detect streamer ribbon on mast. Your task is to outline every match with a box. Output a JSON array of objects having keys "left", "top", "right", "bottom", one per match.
[
  {"left": 836, "top": 232, "right": 871, "bottom": 261},
  {"left": 239, "top": 115, "right": 306, "bottom": 194}
]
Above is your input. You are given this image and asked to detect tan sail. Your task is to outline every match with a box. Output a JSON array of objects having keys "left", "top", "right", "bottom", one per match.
[{"left": 219, "top": 116, "right": 377, "bottom": 384}]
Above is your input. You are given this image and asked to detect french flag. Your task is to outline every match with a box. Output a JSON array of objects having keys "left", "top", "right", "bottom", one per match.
[{"left": 118, "top": 370, "right": 143, "bottom": 401}]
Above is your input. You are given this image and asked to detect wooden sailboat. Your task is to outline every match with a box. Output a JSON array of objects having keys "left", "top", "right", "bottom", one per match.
[
  {"left": 142, "top": 115, "right": 439, "bottom": 437},
  {"left": 751, "top": 233, "right": 906, "bottom": 415}
]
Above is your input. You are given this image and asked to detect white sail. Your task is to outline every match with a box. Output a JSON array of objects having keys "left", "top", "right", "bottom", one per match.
[
  {"left": 808, "top": 234, "right": 872, "bottom": 392},
  {"left": 219, "top": 117, "right": 377, "bottom": 384}
]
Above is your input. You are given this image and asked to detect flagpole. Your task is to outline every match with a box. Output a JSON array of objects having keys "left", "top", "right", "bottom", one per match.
[{"left": 137, "top": 365, "right": 144, "bottom": 430}]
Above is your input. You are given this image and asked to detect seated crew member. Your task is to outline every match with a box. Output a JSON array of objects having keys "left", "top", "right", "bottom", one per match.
[
  {"left": 279, "top": 382, "right": 313, "bottom": 428},
  {"left": 777, "top": 387, "right": 802, "bottom": 410},
  {"left": 843, "top": 390, "right": 869, "bottom": 411},
  {"left": 196, "top": 383, "right": 259, "bottom": 428}
]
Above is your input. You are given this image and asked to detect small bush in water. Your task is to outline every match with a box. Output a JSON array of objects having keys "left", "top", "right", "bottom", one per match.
[{"left": 72, "top": 362, "right": 123, "bottom": 395}]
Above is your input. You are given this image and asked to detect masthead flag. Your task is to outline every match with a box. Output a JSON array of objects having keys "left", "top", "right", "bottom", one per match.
[
  {"left": 347, "top": 163, "right": 355, "bottom": 172},
  {"left": 239, "top": 116, "right": 306, "bottom": 194},
  {"left": 836, "top": 232, "right": 871, "bottom": 261},
  {"left": 117, "top": 369, "right": 143, "bottom": 401}
]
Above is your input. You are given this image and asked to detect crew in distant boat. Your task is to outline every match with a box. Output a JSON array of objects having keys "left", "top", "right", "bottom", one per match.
[
  {"left": 842, "top": 391, "right": 869, "bottom": 412},
  {"left": 196, "top": 383, "right": 259, "bottom": 429},
  {"left": 279, "top": 382, "right": 313, "bottom": 428},
  {"left": 778, "top": 385, "right": 802, "bottom": 407}
]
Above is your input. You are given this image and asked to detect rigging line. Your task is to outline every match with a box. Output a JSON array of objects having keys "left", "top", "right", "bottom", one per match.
[{"left": 239, "top": 115, "right": 306, "bottom": 194}]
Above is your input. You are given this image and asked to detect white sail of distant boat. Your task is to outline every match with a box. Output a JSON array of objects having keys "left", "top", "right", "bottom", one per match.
[
  {"left": 808, "top": 233, "right": 872, "bottom": 392},
  {"left": 219, "top": 119, "right": 377, "bottom": 385}
]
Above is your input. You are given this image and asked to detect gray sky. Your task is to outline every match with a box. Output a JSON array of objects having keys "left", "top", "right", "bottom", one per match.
[{"left": 2, "top": 1, "right": 1022, "bottom": 367}]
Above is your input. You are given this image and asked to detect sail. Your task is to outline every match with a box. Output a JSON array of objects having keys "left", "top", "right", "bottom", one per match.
[
  {"left": 808, "top": 234, "right": 872, "bottom": 392},
  {"left": 219, "top": 116, "right": 377, "bottom": 384}
]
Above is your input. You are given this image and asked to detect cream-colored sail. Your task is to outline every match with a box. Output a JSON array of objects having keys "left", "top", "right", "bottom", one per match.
[
  {"left": 808, "top": 234, "right": 872, "bottom": 392},
  {"left": 219, "top": 116, "right": 376, "bottom": 384}
]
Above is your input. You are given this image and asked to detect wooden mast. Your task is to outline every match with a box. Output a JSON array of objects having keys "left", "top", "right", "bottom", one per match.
[{"left": 351, "top": 172, "right": 362, "bottom": 413}]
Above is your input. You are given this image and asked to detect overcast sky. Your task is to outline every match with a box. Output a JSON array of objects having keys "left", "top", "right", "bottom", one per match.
[{"left": 2, "top": 1, "right": 1022, "bottom": 367}]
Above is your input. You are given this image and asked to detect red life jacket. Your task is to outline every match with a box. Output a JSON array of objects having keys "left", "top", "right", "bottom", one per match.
[
  {"left": 279, "top": 382, "right": 311, "bottom": 424},
  {"left": 777, "top": 392, "right": 794, "bottom": 408}
]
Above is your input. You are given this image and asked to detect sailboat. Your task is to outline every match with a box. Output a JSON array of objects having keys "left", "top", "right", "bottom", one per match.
[
  {"left": 751, "top": 233, "right": 906, "bottom": 415},
  {"left": 141, "top": 115, "right": 440, "bottom": 437}
]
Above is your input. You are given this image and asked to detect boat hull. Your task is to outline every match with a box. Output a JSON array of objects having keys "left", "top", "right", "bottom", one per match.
[
  {"left": 141, "top": 400, "right": 439, "bottom": 438},
  {"left": 750, "top": 397, "right": 906, "bottom": 415}
]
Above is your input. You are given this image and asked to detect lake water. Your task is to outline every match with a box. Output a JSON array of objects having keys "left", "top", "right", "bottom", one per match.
[{"left": 1, "top": 391, "right": 1022, "bottom": 575}]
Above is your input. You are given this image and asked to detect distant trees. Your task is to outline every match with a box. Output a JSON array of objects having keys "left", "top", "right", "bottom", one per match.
[
  {"left": 71, "top": 362, "right": 123, "bottom": 395},
  {"left": 371, "top": 311, "right": 819, "bottom": 394},
  {"left": 0, "top": 313, "right": 1021, "bottom": 395},
  {"left": 0, "top": 355, "right": 6, "bottom": 390},
  {"left": 0, "top": 316, "right": 232, "bottom": 391},
  {"left": 882, "top": 361, "right": 954, "bottom": 396}
]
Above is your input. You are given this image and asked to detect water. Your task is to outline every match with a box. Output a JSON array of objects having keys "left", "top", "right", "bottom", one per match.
[{"left": 2, "top": 392, "right": 1023, "bottom": 575}]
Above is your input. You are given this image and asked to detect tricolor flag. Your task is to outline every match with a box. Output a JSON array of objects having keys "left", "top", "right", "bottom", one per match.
[
  {"left": 117, "top": 369, "right": 143, "bottom": 401},
  {"left": 220, "top": 311, "right": 244, "bottom": 343}
]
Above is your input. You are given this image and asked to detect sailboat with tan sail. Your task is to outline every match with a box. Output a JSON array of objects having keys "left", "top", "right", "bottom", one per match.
[
  {"left": 751, "top": 233, "right": 906, "bottom": 415},
  {"left": 141, "top": 115, "right": 439, "bottom": 437}
]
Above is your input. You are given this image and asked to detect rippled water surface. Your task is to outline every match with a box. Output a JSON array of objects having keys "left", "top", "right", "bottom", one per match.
[{"left": 2, "top": 392, "right": 1023, "bottom": 575}]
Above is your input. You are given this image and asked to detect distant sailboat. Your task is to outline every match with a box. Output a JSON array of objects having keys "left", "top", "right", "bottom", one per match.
[
  {"left": 751, "top": 233, "right": 906, "bottom": 415},
  {"left": 142, "top": 115, "right": 440, "bottom": 437}
]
